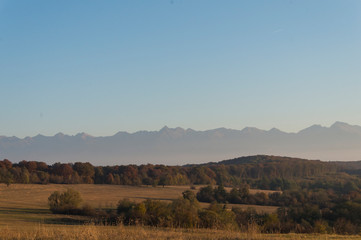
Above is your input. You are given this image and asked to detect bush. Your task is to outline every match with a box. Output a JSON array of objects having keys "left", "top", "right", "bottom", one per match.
[
  {"left": 48, "top": 188, "right": 83, "bottom": 214},
  {"left": 171, "top": 198, "right": 199, "bottom": 228},
  {"left": 313, "top": 220, "right": 329, "bottom": 234},
  {"left": 81, "top": 203, "right": 96, "bottom": 216},
  {"left": 182, "top": 190, "right": 197, "bottom": 203},
  {"left": 262, "top": 213, "right": 281, "bottom": 233},
  {"left": 144, "top": 199, "right": 171, "bottom": 227},
  {"left": 199, "top": 202, "right": 237, "bottom": 230},
  {"left": 334, "top": 218, "right": 359, "bottom": 235},
  {"left": 199, "top": 209, "right": 220, "bottom": 229},
  {"left": 117, "top": 198, "right": 137, "bottom": 224},
  {"left": 196, "top": 185, "right": 215, "bottom": 202}
]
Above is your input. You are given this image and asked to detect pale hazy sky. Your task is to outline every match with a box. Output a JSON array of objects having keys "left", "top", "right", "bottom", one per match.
[{"left": 1, "top": 0, "right": 361, "bottom": 137}]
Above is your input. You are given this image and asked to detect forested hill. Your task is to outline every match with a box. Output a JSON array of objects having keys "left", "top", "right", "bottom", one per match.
[
  {"left": 333, "top": 160, "right": 361, "bottom": 170},
  {"left": 191, "top": 154, "right": 342, "bottom": 178},
  {"left": 2, "top": 155, "right": 359, "bottom": 191},
  {"left": 199, "top": 155, "right": 323, "bottom": 165},
  {"left": 333, "top": 160, "right": 361, "bottom": 176}
]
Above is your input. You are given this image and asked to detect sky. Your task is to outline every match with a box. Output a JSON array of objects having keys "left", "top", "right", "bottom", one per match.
[{"left": 1, "top": 0, "right": 361, "bottom": 138}]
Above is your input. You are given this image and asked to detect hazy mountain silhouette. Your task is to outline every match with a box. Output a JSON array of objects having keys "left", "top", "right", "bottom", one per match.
[{"left": 1, "top": 122, "right": 361, "bottom": 165}]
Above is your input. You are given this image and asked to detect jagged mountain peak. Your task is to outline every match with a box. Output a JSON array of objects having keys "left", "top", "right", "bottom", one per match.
[
  {"left": 33, "top": 134, "right": 46, "bottom": 139},
  {"left": 75, "top": 132, "right": 93, "bottom": 139},
  {"left": 331, "top": 121, "right": 350, "bottom": 128},
  {"left": 297, "top": 124, "right": 327, "bottom": 134},
  {"left": 186, "top": 128, "right": 196, "bottom": 133},
  {"left": 159, "top": 126, "right": 187, "bottom": 138},
  {"left": 330, "top": 121, "right": 361, "bottom": 134},
  {"left": 240, "top": 127, "right": 265, "bottom": 134},
  {"left": 268, "top": 128, "right": 286, "bottom": 134},
  {"left": 331, "top": 121, "right": 356, "bottom": 130},
  {"left": 160, "top": 125, "right": 170, "bottom": 131},
  {"left": 113, "top": 131, "right": 130, "bottom": 137},
  {"left": 2, "top": 122, "right": 361, "bottom": 164},
  {"left": 160, "top": 126, "right": 185, "bottom": 132},
  {"left": 54, "top": 132, "right": 65, "bottom": 138}
]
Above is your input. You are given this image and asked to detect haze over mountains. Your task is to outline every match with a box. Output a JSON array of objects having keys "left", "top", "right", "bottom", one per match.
[{"left": 1, "top": 122, "right": 361, "bottom": 165}]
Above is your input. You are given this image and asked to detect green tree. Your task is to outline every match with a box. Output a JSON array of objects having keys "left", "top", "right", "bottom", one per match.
[
  {"left": 262, "top": 213, "right": 281, "bottom": 233},
  {"left": 144, "top": 199, "right": 171, "bottom": 227},
  {"left": 182, "top": 190, "right": 197, "bottom": 203},
  {"left": 196, "top": 185, "right": 215, "bottom": 202},
  {"left": 214, "top": 185, "right": 228, "bottom": 203},
  {"left": 117, "top": 198, "right": 136, "bottom": 224},
  {"left": 171, "top": 198, "right": 199, "bottom": 228},
  {"left": 73, "top": 162, "right": 95, "bottom": 183},
  {"left": 130, "top": 202, "right": 146, "bottom": 224}
]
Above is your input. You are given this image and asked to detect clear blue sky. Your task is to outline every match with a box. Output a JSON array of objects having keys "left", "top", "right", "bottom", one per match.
[{"left": 1, "top": 0, "right": 361, "bottom": 137}]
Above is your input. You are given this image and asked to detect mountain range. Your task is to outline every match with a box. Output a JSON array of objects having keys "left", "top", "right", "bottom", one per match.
[{"left": 1, "top": 121, "right": 361, "bottom": 165}]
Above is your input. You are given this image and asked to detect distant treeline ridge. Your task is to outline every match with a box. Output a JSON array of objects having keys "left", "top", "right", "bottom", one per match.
[{"left": 0, "top": 155, "right": 352, "bottom": 191}]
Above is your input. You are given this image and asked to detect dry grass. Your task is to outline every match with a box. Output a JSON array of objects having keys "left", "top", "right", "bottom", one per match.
[
  {"left": 0, "top": 183, "right": 278, "bottom": 230},
  {"left": 0, "top": 183, "right": 196, "bottom": 227},
  {"left": 0, "top": 184, "right": 192, "bottom": 209},
  {"left": 1, "top": 184, "right": 358, "bottom": 239},
  {"left": 0, "top": 224, "right": 360, "bottom": 240},
  {"left": 0, "top": 183, "right": 278, "bottom": 212}
]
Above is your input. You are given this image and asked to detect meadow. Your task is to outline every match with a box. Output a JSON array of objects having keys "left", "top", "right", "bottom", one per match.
[
  {"left": 2, "top": 225, "right": 361, "bottom": 240},
  {"left": 0, "top": 184, "right": 278, "bottom": 214},
  {"left": 0, "top": 184, "right": 360, "bottom": 239}
]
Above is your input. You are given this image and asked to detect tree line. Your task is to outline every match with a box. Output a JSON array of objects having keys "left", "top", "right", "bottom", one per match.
[
  {"left": 0, "top": 155, "right": 345, "bottom": 190},
  {"left": 194, "top": 184, "right": 361, "bottom": 234},
  {"left": 49, "top": 187, "right": 361, "bottom": 234}
]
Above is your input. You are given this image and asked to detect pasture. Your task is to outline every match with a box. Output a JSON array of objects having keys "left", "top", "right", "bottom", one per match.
[{"left": 0, "top": 184, "right": 358, "bottom": 239}]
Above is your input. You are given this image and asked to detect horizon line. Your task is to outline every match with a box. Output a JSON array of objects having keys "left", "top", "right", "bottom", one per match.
[{"left": 0, "top": 121, "right": 355, "bottom": 139}]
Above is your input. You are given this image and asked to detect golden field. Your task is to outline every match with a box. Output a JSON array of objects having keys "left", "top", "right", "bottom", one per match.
[
  {"left": 2, "top": 225, "right": 361, "bottom": 240},
  {"left": 0, "top": 183, "right": 278, "bottom": 214},
  {"left": 0, "top": 184, "right": 360, "bottom": 239}
]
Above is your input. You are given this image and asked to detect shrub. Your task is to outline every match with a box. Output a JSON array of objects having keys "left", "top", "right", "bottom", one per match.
[
  {"left": 262, "top": 213, "right": 281, "bottom": 233},
  {"left": 313, "top": 220, "right": 329, "bottom": 234},
  {"left": 48, "top": 188, "right": 83, "bottom": 214},
  {"left": 196, "top": 185, "right": 215, "bottom": 202},
  {"left": 81, "top": 203, "right": 97, "bottom": 216},
  {"left": 334, "top": 218, "right": 359, "bottom": 235},
  {"left": 144, "top": 199, "right": 171, "bottom": 227},
  {"left": 199, "top": 202, "right": 237, "bottom": 230},
  {"left": 117, "top": 198, "right": 137, "bottom": 224},
  {"left": 171, "top": 198, "right": 199, "bottom": 228},
  {"left": 182, "top": 190, "right": 197, "bottom": 203}
]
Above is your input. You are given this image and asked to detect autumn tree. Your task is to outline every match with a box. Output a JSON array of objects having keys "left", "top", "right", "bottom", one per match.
[
  {"left": 73, "top": 162, "right": 95, "bottom": 183},
  {"left": 48, "top": 188, "right": 83, "bottom": 214}
]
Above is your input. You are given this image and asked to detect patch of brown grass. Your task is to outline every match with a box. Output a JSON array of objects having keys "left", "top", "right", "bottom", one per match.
[
  {"left": 0, "top": 224, "right": 360, "bottom": 240},
  {"left": 0, "top": 183, "right": 279, "bottom": 227},
  {"left": 0, "top": 183, "right": 278, "bottom": 212},
  {"left": 0, "top": 184, "right": 360, "bottom": 239}
]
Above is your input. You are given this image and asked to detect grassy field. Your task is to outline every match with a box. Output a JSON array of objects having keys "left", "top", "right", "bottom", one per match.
[
  {"left": 0, "top": 184, "right": 360, "bottom": 239},
  {"left": 0, "top": 184, "right": 277, "bottom": 228},
  {"left": 1, "top": 224, "right": 361, "bottom": 240},
  {"left": 0, "top": 183, "right": 278, "bottom": 212}
]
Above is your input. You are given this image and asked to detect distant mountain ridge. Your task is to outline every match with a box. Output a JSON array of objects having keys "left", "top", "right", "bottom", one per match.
[{"left": 1, "top": 122, "right": 361, "bottom": 165}]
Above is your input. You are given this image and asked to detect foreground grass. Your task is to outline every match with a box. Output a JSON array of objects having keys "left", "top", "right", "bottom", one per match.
[{"left": 1, "top": 224, "right": 360, "bottom": 240}]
